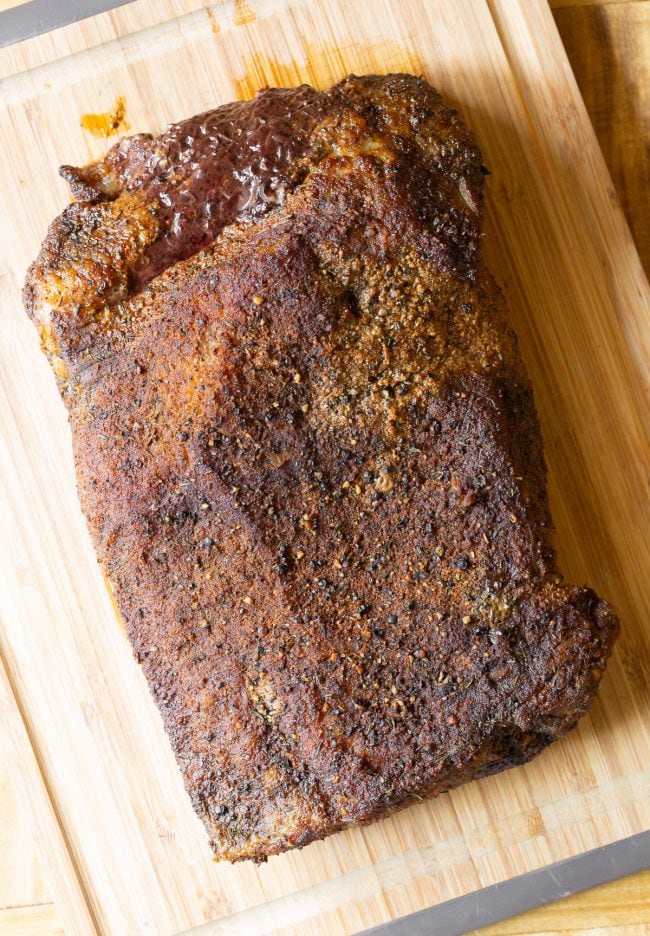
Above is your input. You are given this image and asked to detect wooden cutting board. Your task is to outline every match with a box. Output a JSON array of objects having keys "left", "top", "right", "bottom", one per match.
[{"left": 0, "top": 1, "right": 648, "bottom": 934}]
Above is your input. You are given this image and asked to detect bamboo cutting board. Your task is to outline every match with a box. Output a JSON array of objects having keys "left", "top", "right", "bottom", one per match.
[{"left": 0, "top": 1, "right": 648, "bottom": 934}]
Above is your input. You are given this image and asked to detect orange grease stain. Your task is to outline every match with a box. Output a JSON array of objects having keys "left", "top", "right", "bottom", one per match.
[
  {"left": 233, "top": 0, "right": 256, "bottom": 26},
  {"left": 232, "top": 42, "right": 422, "bottom": 100},
  {"left": 206, "top": 7, "right": 221, "bottom": 33},
  {"left": 80, "top": 96, "right": 130, "bottom": 138}
]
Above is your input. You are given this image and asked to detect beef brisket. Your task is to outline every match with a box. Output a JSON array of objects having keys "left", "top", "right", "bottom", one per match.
[{"left": 24, "top": 74, "right": 618, "bottom": 861}]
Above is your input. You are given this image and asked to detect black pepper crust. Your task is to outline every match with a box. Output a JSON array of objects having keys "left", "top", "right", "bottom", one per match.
[{"left": 24, "top": 74, "right": 619, "bottom": 861}]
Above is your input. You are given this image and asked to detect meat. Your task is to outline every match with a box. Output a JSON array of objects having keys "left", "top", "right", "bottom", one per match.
[{"left": 24, "top": 74, "right": 619, "bottom": 862}]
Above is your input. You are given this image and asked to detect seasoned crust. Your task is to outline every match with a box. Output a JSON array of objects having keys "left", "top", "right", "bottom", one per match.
[
  {"left": 24, "top": 75, "right": 483, "bottom": 359},
  {"left": 25, "top": 74, "right": 618, "bottom": 861}
]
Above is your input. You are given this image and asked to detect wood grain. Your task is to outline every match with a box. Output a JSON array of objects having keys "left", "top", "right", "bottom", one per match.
[
  {"left": 0, "top": 757, "right": 51, "bottom": 910},
  {"left": 0, "top": 752, "right": 64, "bottom": 933},
  {"left": 0, "top": 1, "right": 648, "bottom": 935},
  {"left": 550, "top": 0, "right": 642, "bottom": 9},
  {"left": 0, "top": 652, "right": 98, "bottom": 934},
  {"left": 0, "top": 0, "right": 27, "bottom": 12},
  {"left": 473, "top": 868, "right": 650, "bottom": 935},
  {"left": 554, "top": 2, "right": 650, "bottom": 274},
  {"left": 0, "top": 905, "right": 64, "bottom": 936}
]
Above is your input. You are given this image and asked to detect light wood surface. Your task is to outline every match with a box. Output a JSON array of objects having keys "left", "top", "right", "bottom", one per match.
[
  {"left": 0, "top": 1, "right": 648, "bottom": 935},
  {"left": 550, "top": 0, "right": 643, "bottom": 9},
  {"left": 0, "top": 756, "right": 51, "bottom": 914},
  {"left": 0, "top": 905, "right": 64, "bottom": 936},
  {"left": 473, "top": 868, "right": 650, "bottom": 935},
  {"left": 0, "top": 0, "right": 28, "bottom": 12},
  {"left": 555, "top": 1, "right": 649, "bottom": 277}
]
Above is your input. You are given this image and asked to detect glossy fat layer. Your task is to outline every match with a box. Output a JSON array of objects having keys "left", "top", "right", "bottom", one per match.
[{"left": 62, "top": 86, "right": 326, "bottom": 289}]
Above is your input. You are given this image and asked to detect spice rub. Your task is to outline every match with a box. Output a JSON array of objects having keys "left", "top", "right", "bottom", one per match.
[{"left": 25, "top": 75, "right": 619, "bottom": 862}]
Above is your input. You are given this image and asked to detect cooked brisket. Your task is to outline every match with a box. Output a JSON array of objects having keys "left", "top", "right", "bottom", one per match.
[{"left": 25, "top": 74, "right": 618, "bottom": 861}]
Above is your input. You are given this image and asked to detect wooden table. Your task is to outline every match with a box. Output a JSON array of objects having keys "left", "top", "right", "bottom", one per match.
[{"left": 0, "top": 0, "right": 647, "bottom": 933}]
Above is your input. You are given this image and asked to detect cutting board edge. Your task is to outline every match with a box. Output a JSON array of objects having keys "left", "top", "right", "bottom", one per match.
[
  {"left": 0, "top": 644, "right": 99, "bottom": 936},
  {"left": 0, "top": 0, "right": 648, "bottom": 934}
]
